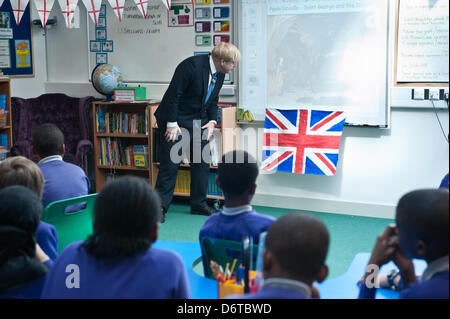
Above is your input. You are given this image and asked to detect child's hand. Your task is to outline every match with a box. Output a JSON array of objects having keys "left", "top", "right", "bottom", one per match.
[
  {"left": 367, "top": 225, "right": 398, "bottom": 267},
  {"left": 35, "top": 243, "right": 49, "bottom": 263}
]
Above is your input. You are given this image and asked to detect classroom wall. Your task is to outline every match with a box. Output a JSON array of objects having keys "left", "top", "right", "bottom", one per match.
[{"left": 10, "top": 6, "right": 449, "bottom": 219}]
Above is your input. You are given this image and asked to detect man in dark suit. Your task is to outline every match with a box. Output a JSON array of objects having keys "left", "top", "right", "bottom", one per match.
[{"left": 154, "top": 42, "right": 240, "bottom": 221}]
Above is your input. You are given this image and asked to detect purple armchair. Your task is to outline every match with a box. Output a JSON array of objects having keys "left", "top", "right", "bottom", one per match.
[{"left": 10, "top": 93, "right": 96, "bottom": 174}]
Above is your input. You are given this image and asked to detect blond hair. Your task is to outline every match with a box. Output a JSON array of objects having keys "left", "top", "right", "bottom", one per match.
[
  {"left": 0, "top": 156, "right": 45, "bottom": 199},
  {"left": 211, "top": 42, "right": 240, "bottom": 63}
]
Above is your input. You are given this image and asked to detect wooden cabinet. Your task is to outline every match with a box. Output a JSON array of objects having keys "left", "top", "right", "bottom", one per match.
[
  {"left": 93, "top": 101, "right": 240, "bottom": 200},
  {"left": 0, "top": 78, "right": 12, "bottom": 161}
]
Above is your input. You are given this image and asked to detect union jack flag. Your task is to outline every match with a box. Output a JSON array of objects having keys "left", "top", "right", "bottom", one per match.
[{"left": 261, "top": 109, "right": 345, "bottom": 175}]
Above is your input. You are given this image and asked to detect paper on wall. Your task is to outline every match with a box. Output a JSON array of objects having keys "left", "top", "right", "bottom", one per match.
[{"left": 81, "top": 0, "right": 102, "bottom": 26}]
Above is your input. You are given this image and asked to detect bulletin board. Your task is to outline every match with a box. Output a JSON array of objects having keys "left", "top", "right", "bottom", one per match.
[
  {"left": 87, "top": 0, "right": 234, "bottom": 84},
  {"left": 0, "top": 1, "right": 34, "bottom": 77}
]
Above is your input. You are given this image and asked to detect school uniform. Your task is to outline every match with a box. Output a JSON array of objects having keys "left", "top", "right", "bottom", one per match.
[
  {"left": 400, "top": 255, "right": 449, "bottom": 299},
  {"left": 38, "top": 155, "right": 90, "bottom": 208},
  {"left": 0, "top": 260, "right": 53, "bottom": 299},
  {"left": 198, "top": 205, "right": 275, "bottom": 276},
  {"left": 41, "top": 241, "right": 190, "bottom": 299},
  {"left": 36, "top": 221, "right": 58, "bottom": 261},
  {"left": 227, "top": 278, "right": 311, "bottom": 299},
  {"left": 358, "top": 255, "right": 449, "bottom": 299}
]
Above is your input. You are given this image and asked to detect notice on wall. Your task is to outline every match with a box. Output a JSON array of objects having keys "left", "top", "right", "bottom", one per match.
[{"left": 396, "top": 0, "right": 449, "bottom": 83}]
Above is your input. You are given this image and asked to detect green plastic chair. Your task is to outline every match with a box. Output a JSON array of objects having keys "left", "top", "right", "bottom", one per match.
[
  {"left": 41, "top": 193, "right": 98, "bottom": 253},
  {"left": 200, "top": 236, "right": 259, "bottom": 279}
]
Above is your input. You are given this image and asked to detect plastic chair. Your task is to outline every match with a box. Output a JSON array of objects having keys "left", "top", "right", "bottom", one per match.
[
  {"left": 200, "top": 236, "right": 259, "bottom": 279},
  {"left": 41, "top": 193, "right": 98, "bottom": 253}
]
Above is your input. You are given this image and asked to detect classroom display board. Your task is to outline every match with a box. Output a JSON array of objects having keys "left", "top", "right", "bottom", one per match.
[
  {"left": 0, "top": 1, "right": 33, "bottom": 77},
  {"left": 88, "top": 0, "right": 234, "bottom": 83},
  {"left": 395, "top": 0, "right": 449, "bottom": 85},
  {"left": 238, "top": 0, "right": 390, "bottom": 127}
]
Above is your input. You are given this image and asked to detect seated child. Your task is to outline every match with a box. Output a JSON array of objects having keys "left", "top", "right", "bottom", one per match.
[
  {"left": 41, "top": 176, "right": 190, "bottom": 299},
  {"left": 0, "top": 156, "right": 58, "bottom": 260},
  {"left": 227, "top": 212, "right": 330, "bottom": 299},
  {"left": 199, "top": 150, "right": 276, "bottom": 277},
  {"left": 359, "top": 188, "right": 449, "bottom": 299},
  {"left": 0, "top": 186, "right": 53, "bottom": 299},
  {"left": 31, "top": 123, "right": 90, "bottom": 208}
]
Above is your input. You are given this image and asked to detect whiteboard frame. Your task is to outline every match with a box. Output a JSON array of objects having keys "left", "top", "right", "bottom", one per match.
[{"left": 237, "top": 0, "right": 392, "bottom": 128}]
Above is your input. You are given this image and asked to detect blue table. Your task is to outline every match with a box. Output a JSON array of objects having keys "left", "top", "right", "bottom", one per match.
[
  {"left": 153, "top": 240, "right": 427, "bottom": 299},
  {"left": 153, "top": 240, "right": 218, "bottom": 299},
  {"left": 317, "top": 252, "right": 427, "bottom": 299}
]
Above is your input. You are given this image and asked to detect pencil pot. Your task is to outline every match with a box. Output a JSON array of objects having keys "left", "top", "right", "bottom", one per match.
[
  {"left": 217, "top": 279, "right": 244, "bottom": 299},
  {"left": 217, "top": 271, "right": 258, "bottom": 298}
]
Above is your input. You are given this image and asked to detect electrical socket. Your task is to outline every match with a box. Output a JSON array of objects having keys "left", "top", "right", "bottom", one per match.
[
  {"left": 429, "top": 89, "right": 440, "bottom": 100},
  {"left": 412, "top": 88, "right": 425, "bottom": 100}
]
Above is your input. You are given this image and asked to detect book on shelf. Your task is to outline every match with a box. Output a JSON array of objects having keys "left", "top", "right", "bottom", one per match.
[
  {"left": 96, "top": 107, "right": 147, "bottom": 134},
  {"left": 133, "top": 145, "right": 149, "bottom": 168},
  {"left": 98, "top": 138, "right": 148, "bottom": 168},
  {"left": 0, "top": 95, "right": 6, "bottom": 126},
  {"left": 0, "top": 134, "right": 8, "bottom": 161},
  {"left": 216, "top": 104, "right": 232, "bottom": 127}
]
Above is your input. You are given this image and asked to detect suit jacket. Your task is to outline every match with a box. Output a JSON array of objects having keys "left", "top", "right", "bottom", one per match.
[{"left": 155, "top": 54, "right": 225, "bottom": 130}]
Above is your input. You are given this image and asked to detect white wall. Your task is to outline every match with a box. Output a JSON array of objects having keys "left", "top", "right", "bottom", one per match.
[{"left": 10, "top": 4, "right": 449, "bottom": 219}]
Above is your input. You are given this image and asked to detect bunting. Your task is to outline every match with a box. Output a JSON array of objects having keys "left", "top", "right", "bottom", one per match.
[
  {"left": 81, "top": 0, "right": 102, "bottom": 26},
  {"left": 133, "top": 0, "right": 148, "bottom": 19},
  {"left": 161, "top": 0, "right": 170, "bottom": 10},
  {"left": 9, "top": 0, "right": 30, "bottom": 26},
  {"left": 1, "top": 0, "right": 182, "bottom": 29},
  {"left": 58, "top": 0, "right": 78, "bottom": 28},
  {"left": 107, "top": 0, "right": 125, "bottom": 22},
  {"left": 34, "top": 0, "right": 55, "bottom": 28}
]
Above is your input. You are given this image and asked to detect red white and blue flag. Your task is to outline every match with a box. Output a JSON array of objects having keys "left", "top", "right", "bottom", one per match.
[{"left": 261, "top": 109, "right": 345, "bottom": 175}]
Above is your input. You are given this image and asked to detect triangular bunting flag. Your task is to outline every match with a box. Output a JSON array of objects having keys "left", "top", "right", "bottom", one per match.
[
  {"left": 133, "top": 0, "right": 148, "bottom": 19},
  {"left": 81, "top": 0, "right": 102, "bottom": 26},
  {"left": 161, "top": 0, "right": 170, "bottom": 10},
  {"left": 34, "top": 0, "right": 56, "bottom": 28},
  {"left": 58, "top": 0, "right": 79, "bottom": 28},
  {"left": 10, "top": 0, "right": 30, "bottom": 26},
  {"left": 107, "top": 0, "right": 125, "bottom": 22}
]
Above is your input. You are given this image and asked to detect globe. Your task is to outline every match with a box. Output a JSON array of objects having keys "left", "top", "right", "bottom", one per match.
[{"left": 91, "top": 63, "right": 124, "bottom": 101}]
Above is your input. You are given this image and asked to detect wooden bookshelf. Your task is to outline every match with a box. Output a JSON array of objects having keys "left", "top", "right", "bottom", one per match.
[
  {"left": 92, "top": 100, "right": 159, "bottom": 192},
  {"left": 0, "top": 78, "right": 12, "bottom": 160}
]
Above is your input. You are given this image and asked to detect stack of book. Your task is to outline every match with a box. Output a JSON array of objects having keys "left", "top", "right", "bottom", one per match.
[
  {"left": 98, "top": 137, "right": 148, "bottom": 168},
  {"left": 96, "top": 108, "right": 148, "bottom": 135}
]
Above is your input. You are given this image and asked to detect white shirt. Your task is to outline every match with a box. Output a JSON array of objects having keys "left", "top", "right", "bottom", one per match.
[{"left": 167, "top": 55, "right": 218, "bottom": 128}]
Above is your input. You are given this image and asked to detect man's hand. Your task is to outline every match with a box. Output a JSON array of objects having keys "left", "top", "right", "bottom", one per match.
[
  {"left": 201, "top": 121, "right": 216, "bottom": 141},
  {"left": 165, "top": 125, "right": 182, "bottom": 142}
]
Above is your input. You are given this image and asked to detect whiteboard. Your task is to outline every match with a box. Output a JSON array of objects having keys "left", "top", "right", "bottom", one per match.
[
  {"left": 395, "top": 0, "right": 449, "bottom": 84},
  {"left": 87, "top": 0, "right": 235, "bottom": 83},
  {"left": 238, "top": 0, "right": 391, "bottom": 127}
]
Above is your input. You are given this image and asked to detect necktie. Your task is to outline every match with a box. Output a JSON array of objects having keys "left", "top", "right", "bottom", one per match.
[{"left": 205, "top": 72, "right": 217, "bottom": 104}]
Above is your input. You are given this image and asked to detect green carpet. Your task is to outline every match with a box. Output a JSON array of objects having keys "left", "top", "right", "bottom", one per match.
[{"left": 158, "top": 200, "right": 394, "bottom": 279}]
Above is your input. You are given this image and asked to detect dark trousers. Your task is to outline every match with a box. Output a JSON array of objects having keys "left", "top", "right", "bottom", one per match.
[{"left": 155, "top": 121, "right": 211, "bottom": 212}]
